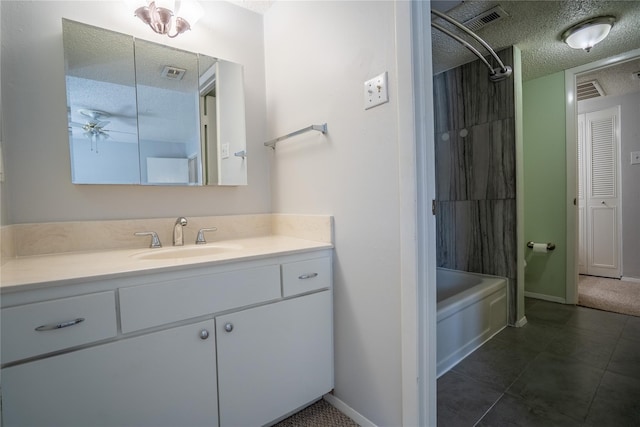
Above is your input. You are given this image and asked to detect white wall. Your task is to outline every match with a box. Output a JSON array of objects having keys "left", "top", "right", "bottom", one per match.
[
  {"left": 0, "top": 0, "right": 6, "bottom": 226},
  {"left": 2, "top": 1, "right": 430, "bottom": 423},
  {"left": 264, "top": 2, "right": 412, "bottom": 425},
  {"left": 0, "top": 1, "right": 268, "bottom": 224},
  {"left": 579, "top": 91, "right": 640, "bottom": 279}
]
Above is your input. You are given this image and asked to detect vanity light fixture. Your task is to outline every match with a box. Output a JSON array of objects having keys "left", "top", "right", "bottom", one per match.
[
  {"left": 561, "top": 16, "right": 615, "bottom": 53},
  {"left": 129, "top": 0, "right": 204, "bottom": 38}
]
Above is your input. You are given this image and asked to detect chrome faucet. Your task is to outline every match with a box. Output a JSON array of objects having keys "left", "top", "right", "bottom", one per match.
[
  {"left": 173, "top": 217, "right": 188, "bottom": 246},
  {"left": 134, "top": 231, "right": 162, "bottom": 248}
]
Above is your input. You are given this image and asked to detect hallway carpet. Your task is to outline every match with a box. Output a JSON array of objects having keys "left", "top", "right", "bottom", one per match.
[{"left": 579, "top": 275, "right": 640, "bottom": 317}]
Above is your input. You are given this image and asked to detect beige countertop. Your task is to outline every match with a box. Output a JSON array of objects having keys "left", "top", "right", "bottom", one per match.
[{"left": 0, "top": 235, "right": 333, "bottom": 293}]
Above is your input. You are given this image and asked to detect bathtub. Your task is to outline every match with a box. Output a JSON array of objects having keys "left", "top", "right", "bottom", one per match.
[{"left": 436, "top": 268, "right": 508, "bottom": 377}]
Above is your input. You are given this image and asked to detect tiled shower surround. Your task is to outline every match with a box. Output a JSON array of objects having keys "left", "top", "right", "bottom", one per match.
[{"left": 434, "top": 47, "right": 518, "bottom": 323}]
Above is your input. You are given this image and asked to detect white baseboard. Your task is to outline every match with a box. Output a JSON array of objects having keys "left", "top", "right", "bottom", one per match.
[
  {"left": 323, "top": 393, "right": 377, "bottom": 427},
  {"left": 622, "top": 276, "right": 640, "bottom": 283},
  {"left": 524, "top": 291, "right": 566, "bottom": 304},
  {"left": 514, "top": 316, "right": 528, "bottom": 327}
]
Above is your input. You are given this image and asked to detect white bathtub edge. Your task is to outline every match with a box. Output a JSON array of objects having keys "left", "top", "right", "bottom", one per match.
[
  {"left": 436, "top": 269, "right": 509, "bottom": 378},
  {"left": 437, "top": 277, "right": 507, "bottom": 322},
  {"left": 436, "top": 324, "right": 507, "bottom": 379}
]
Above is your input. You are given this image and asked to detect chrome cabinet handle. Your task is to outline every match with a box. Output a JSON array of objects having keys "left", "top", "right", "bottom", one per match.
[
  {"left": 199, "top": 329, "right": 210, "bottom": 340},
  {"left": 224, "top": 323, "right": 234, "bottom": 333},
  {"left": 298, "top": 273, "right": 318, "bottom": 280},
  {"left": 35, "top": 318, "right": 85, "bottom": 331}
]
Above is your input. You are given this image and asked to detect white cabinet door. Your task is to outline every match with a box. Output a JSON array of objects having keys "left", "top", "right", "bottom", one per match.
[
  {"left": 2, "top": 320, "right": 218, "bottom": 427},
  {"left": 216, "top": 291, "right": 333, "bottom": 427}
]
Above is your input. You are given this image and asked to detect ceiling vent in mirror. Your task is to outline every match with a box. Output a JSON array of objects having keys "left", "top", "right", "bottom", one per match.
[
  {"left": 577, "top": 80, "right": 605, "bottom": 101},
  {"left": 463, "top": 6, "right": 509, "bottom": 32},
  {"left": 161, "top": 66, "right": 186, "bottom": 80}
]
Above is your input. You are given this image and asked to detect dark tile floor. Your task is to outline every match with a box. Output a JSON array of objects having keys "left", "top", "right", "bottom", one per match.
[{"left": 437, "top": 298, "right": 640, "bottom": 426}]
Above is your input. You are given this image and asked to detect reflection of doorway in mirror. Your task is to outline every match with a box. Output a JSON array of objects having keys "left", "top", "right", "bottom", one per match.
[
  {"left": 188, "top": 155, "right": 200, "bottom": 185},
  {"left": 200, "top": 95, "right": 218, "bottom": 185}
]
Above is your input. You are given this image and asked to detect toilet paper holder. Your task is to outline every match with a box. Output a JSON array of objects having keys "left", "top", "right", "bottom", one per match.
[{"left": 527, "top": 241, "right": 556, "bottom": 251}]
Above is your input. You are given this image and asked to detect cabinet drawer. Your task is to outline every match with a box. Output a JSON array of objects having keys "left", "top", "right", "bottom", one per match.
[
  {"left": 1, "top": 291, "right": 117, "bottom": 365},
  {"left": 281, "top": 257, "right": 332, "bottom": 297},
  {"left": 119, "top": 265, "right": 281, "bottom": 334}
]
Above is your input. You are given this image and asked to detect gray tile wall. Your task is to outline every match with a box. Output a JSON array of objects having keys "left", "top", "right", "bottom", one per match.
[{"left": 434, "top": 48, "right": 518, "bottom": 323}]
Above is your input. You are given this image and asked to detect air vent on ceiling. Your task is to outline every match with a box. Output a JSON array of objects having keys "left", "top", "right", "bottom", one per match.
[
  {"left": 577, "top": 80, "right": 605, "bottom": 101},
  {"left": 463, "top": 6, "right": 509, "bottom": 32},
  {"left": 161, "top": 66, "right": 186, "bottom": 81}
]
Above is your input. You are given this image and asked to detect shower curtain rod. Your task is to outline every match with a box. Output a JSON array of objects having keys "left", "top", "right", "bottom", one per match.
[{"left": 431, "top": 9, "right": 512, "bottom": 82}]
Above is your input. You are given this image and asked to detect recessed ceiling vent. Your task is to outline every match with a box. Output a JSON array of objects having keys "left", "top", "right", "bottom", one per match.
[
  {"left": 577, "top": 80, "right": 605, "bottom": 101},
  {"left": 161, "top": 66, "right": 186, "bottom": 81},
  {"left": 463, "top": 6, "right": 509, "bottom": 32}
]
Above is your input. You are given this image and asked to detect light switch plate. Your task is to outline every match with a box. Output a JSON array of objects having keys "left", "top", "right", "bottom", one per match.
[
  {"left": 631, "top": 151, "right": 640, "bottom": 165},
  {"left": 364, "top": 72, "right": 388, "bottom": 110},
  {"left": 221, "top": 143, "right": 230, "bottom": 159}
]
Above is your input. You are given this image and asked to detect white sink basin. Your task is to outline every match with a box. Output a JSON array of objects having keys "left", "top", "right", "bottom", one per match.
[{"left": 133, "top": 244, "right": 243, "bottom": 260}]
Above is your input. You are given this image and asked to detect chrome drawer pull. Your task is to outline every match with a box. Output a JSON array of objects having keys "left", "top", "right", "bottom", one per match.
[
  {"left": 298, "top": 273, "right": 318, "bottom": 280},
  {"left": 35, "top": 318, "right": 85, "bottom": 331}
]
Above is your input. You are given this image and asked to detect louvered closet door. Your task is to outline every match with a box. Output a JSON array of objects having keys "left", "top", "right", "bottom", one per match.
[
  {"left": 578, "top": 114, "right": 587, "bottom": 274},
  {"left": 584, "top": 106, "right": 621, "bottom": 278}
]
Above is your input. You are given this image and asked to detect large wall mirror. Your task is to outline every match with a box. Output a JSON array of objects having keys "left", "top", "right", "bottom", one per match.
[{"left": 63, "top": 19, "right": 247, "bottom": 186}]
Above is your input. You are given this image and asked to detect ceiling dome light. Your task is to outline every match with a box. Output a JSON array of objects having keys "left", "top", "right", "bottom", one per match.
[{"left": 562, "top": 16, "right": 616, "bottom": 53}]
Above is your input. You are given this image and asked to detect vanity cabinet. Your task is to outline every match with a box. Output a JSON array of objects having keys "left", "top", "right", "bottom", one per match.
[
  {"left": 1, "top": 251, "right": 333, "bottom": 427},
  {"left": 217, "top": 291, "right": 333, "bottom": 426},
  {"left": 2, "top": 320, "right": 218, "bottom": 427}
]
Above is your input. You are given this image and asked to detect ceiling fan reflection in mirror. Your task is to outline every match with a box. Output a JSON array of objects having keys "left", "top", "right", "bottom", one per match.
[{"left": 68, "top": 109, "right": 127, "bottom": 153}]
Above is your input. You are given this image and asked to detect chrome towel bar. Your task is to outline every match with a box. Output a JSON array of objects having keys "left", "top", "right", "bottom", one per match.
[{"left": 264, "top": 123, "right": 327, "bottom": 149}]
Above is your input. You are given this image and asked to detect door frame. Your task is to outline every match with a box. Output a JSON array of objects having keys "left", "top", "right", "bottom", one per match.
[
  {"left": 564, "top": 48, "right": 640, "bottom": 303},
  {"left": 405, "top": 2, "right": 437, "bottom": 426}
]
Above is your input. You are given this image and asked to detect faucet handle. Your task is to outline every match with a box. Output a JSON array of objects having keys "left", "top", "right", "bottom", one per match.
[
  {"left": 135, "top": 231, "right": 162, "bottom": 248},
  {"left": 196, "top": 227, "right": 218, "bottom": 245}
]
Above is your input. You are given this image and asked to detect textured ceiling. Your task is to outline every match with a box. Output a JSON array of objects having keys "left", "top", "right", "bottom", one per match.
[
  {"left": 577, "top": 57, "right": 640, "bottom": 98},
  {"left": 235, "top": 0, "right": 640, "bottom": 89},
  {"left": 431, "top": 1, "right": 640, "bottom": 82}
]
